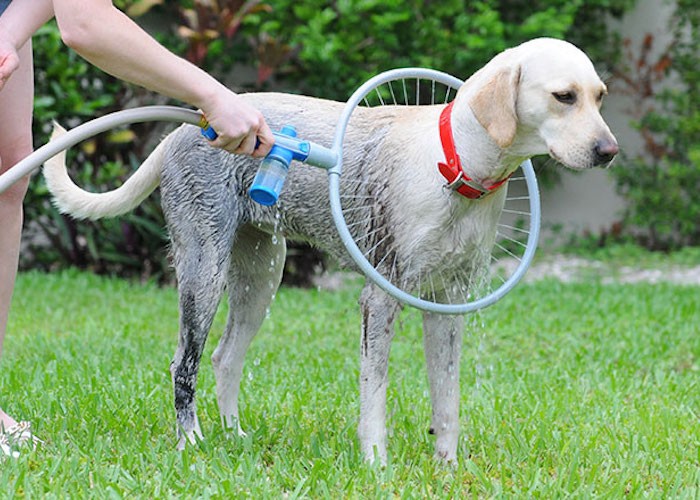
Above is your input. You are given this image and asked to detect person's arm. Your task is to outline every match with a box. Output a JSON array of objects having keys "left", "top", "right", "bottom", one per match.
[
  {"left": 51, "top": 0, "right": 273, "bottom": 156},
  {"left": 1, "top": 0, "right": 273, "bottom": 156},
  {"left": 0, "top": 0, "right": 53, "bottom": 47}
]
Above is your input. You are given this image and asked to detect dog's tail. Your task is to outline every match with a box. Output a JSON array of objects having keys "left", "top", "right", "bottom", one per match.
[{"left": 43, "top": 123, "right": 170, "bottom": 220}]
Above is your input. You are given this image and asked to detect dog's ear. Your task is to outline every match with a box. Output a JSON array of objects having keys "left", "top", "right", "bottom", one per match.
[{"left": 468, "top": 66, "right": 521, "bottom": 148}]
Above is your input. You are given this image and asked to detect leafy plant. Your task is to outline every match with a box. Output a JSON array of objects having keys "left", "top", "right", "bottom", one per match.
[
  {"left": 23, "top": 22, "right": 171, "bottom": 280},
  {"left": 244, "top": 0, "right": 633, "bottom": 100},
  {"left": 609, "top": 0, "right": 700, "bottom": 249}
]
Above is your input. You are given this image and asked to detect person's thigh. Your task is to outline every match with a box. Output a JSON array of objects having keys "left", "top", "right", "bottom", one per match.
[
  {"left": 0, "top": 40, "right": 34, "bottom": 181},
  {"left": 0, "top": 40, "right": 33, "bottom": 356}
]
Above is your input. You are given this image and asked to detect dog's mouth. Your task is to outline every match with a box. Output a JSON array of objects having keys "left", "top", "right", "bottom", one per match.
[
  {"left": 548, "top": 147, "right": 615, "bottom": 171},
  {"left": 601, "top": 156, "right": 617, "bottom": 169},
  {"left": 547, "top": 147, "right": 564, "bottom": 165},
  {"left": 547, "top": 148, "right": 586, "bottom": 171}
]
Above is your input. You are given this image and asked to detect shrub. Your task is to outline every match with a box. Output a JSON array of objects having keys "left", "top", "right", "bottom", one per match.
[
  {"left": 609, "top": 0, "right": 700, "bottom": 250},
  {"left": 245, "top": 0, "right": 634, "bottom": 100},
  {"left": 23, "top": 21, "right": 172, "bottom": 280}
]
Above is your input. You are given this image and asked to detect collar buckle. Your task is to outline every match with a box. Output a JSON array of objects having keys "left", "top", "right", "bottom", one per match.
[{"left": 444, "top": 171, "right": 489, "bottom": 199}]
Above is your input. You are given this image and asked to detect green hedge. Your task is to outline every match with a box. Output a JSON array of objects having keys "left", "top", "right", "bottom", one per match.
[{"left": 245, "top": 0, "right": 633, "bottom": 100}]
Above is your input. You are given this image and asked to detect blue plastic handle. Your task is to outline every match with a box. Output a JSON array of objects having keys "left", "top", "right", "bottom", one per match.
[
  {"left": 199, "top": 117, "right": 312, "bottom": 162},
  {"left": 199, "top": 117, "right": 218, "bottom": 140}
]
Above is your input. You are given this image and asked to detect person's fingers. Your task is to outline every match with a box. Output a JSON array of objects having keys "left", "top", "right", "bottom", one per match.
[
  {"left": 251, "top": 120, "right": 275, "bottom": 158},
  {"left": 233, "top": 131, "right": 258, "bottom": 156},
  {"left": 209, "top": 134, "right": 238, "bottom": 152},
  {"left": 0, "top": 53, "right": 19, "bottom": 91},
  {"left": 200, "top": 99, "right": 275, "bottom": 157}
]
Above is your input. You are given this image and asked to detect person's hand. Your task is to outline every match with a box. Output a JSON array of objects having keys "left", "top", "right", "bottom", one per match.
[
  {"left": 200, "top": 91, "right": 274, "bottom": 158},
  {"left": 0, "top": 39, "right": 20, "bottom": 91}
]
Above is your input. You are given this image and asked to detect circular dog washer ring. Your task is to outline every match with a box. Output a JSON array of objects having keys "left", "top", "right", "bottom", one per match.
[{"left": 326, "top": 68, "right": 541, "bottom": 315}]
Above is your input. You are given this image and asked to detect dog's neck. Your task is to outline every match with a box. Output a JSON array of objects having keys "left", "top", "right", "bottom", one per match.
[{"left": 447, "top": 97, "right": 529, "bottom": 189}]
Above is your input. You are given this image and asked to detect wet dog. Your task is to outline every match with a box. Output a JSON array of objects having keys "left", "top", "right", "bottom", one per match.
[{"left": 44, "top": 38, "right": 617, "bottom": 463}]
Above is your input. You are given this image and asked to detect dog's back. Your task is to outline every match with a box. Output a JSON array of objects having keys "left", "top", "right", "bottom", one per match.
[{"left": 164, "top": 91, "right": 503, "bottom": 283}]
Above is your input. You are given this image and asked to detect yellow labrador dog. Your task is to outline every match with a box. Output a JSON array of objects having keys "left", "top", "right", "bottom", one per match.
[{"left": 44, "top": 38, "right": 617, "bottom": 464}]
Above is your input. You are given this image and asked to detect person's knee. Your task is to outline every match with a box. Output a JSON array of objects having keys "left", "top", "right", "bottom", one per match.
[
  {"left": 0, "top": 174, "right": 30, "bottom": 207},
  {"left": 0, "top": 144, "right": 33, "bottom": 207}
]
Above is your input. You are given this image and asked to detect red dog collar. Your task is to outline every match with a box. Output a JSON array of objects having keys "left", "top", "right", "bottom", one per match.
[{"left": 437, "top": 101, "right": 511, "bottom": 199}]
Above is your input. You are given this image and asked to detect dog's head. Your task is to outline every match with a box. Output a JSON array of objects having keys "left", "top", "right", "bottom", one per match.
[{"left": 465, "top": 37, "right": 618, "bottom": 169}]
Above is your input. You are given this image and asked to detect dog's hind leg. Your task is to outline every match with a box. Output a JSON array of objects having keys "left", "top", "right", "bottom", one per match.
[
  {"left": 358, "top": 283, "right": 401, "bottom": 465},
  {"left": 211, "top": 225, "right": 286, "bottom": 438},
  {"left": 422, "top": 311, "right": 464, "bottom": 462},
  {"left": 170, "top": 237, "right": 233, "bottom": 450}
]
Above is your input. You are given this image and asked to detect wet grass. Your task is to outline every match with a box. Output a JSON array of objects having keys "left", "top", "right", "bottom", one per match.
[{"left": 2, "top": 268, "right": 700, "bottom": 497}]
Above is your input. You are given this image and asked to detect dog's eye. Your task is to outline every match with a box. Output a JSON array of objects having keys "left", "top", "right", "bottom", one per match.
[{"left": 553, "top": 91, "right": 576, "bottom": 105}]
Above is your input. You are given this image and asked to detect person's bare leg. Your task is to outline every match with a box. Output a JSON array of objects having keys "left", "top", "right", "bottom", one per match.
[{"left": 0, "top": 40, "right": 34, "bottom": 432}]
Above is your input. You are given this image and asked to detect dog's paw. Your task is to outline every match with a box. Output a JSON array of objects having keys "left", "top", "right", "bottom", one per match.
[
  {"left": 221, "top": 414, "right": 247, "bottom": 439},
  {"left": 433, "top": 439, "right": 458, "bottom": 464},
  {"left": 434, "top": 449, "right": 458, "bottom": 464},
  {"left": 361, "top": 444, "right": 388, "bottom": 467},
  {"left": 223, "top": 422, "right": 247, "bottom": 440},
  {"left": 176, "top": 425, "right": 204, "bottom": 451},
  {"left": 224, "top": 428, "right": 247, "bottom": 441}
]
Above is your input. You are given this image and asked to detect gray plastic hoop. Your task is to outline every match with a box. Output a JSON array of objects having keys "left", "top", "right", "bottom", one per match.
[
  {"left": 0, "top": 69, "right": 540, "bottom": 315},
  {"left": 327, "top": 68, "right": 541, "bottom": 314}
]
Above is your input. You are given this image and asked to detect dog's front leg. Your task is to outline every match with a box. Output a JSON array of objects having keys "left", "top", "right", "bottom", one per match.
[
  {"left": 423, "top": 311, "right": 464, "bottom": 462},
  {"left": 358, "top": 283, "right": 400, "bottom": 465}
]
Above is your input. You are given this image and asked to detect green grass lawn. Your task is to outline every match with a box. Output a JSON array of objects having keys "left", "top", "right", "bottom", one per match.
[{"left": 2, "top": 268, "right": 700, "bottom": 497}]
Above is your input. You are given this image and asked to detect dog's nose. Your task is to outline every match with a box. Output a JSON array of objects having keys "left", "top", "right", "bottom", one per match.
[{"left": 594, "top": 137, "right": 619, "bottom": 165}]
